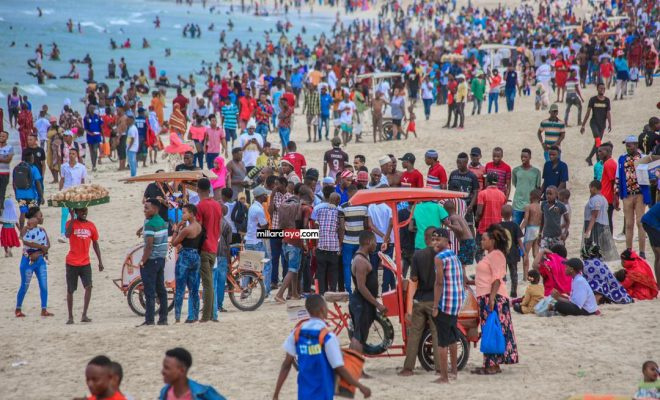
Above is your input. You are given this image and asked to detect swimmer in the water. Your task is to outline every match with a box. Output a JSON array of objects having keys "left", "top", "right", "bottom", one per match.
[
  {"left": 142, "top": 38, "right": 150, "bottom": 49},
  {"left": 37, "top": 7, "right": 42, "bottom": 17}
]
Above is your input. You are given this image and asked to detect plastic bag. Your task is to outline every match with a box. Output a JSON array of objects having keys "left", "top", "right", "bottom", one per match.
[
  {"left": 534, "top": 295, "right": 557, "bottom": 317},
  {"left": 479, "top": 307, "right": 505, "bottom": 355}
]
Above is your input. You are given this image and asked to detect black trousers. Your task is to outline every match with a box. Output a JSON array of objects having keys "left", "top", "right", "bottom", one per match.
[
  {"left": 555, "top": 301, "right": 593, "bottom": 316},
  {"left": 0, "top": 174, "right": 9, "bottom": 210},
  {"left": 507, "top": 261, "right": 518, "bottom": 297},
  {"left": 316, "top": 249, "right": 339, "bottom": 294}
]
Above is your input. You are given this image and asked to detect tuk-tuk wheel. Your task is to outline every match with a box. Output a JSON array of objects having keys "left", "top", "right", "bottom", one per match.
[{"left": 417, "top": 326, "right": 470, "bottom": 372}]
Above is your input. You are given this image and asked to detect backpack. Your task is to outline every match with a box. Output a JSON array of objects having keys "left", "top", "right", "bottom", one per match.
[
  {"left": 13, "top": 162, "right": 33, "bottom": 190},
  {"left": 231, "top": 201, "right": 248, "bottom": 234},
  {"left": 293, "top": 325, "right": 334, "bottom": 400}
]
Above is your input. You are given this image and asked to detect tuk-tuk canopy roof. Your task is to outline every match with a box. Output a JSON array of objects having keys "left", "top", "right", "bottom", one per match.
[
  {"left": 119, "top": 170, "right": 216, "bottom": 183},
  {"left": 350, "top": 188, "right": 467, "bottom": 206}
]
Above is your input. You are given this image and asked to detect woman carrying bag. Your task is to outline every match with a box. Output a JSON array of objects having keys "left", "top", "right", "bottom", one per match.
[{"left": 472, "top": 224, "right": 519, "bottom": 375}]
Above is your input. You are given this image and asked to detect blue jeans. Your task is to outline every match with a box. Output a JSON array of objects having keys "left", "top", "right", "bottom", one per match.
[
  {"left": 269, "top": 238, "right": 288, "bottom": 284},
  {"left": 512, "top": 209, "right": 525, "bottom": 226},
  {"left": 245, "top": 241, "right": 272, "bottom": 295},
  {"left": 279, "top": 127, "right": 291, "bottom": 150},
  {"left": 341, "top": 243, "right": 359, "bottom": 294},
  {"left": 370, "top": 244, "right": 395, "bottom": 293},
  {"left": 422, "top": 98, "right": 433, "bottom": 119},
  {"left": 140, "top": 257, "right": 168, "bottom": 324},
  {"left": 128, "top": 150, "right": 138, "bottom": 177},
  {"left": 174, "top": 248, "right": 201, "bottom": 321},
  {"left": 16, "top": 255, "right": 48, "bottom": 309},
  {"left": 212, "top": 256, "right": 228, "bottom": 320},
  {"left": 205, "top": 152, "right": 219, "bottom": 170},
  {"left": 192, "top": 139, "right": 204, "bottom": 169},
  {"left": 318, "top": 115, "right": 330, "bottom": 139},
  {"left": 256, "top": 123, "right": 269, "bottom": 143},
  {"left": 282, "top": 243, "right": 302, "bottom": 273},
  {"left": 488, "top": 92, "right": 499, "bottom": 114},
  {"left": 505, "top": 86, "right": 516, "bottom": 111}
]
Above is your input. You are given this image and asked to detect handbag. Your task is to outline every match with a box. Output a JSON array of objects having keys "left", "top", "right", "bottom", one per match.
[{"left": 479, "top": 306, "right": 505, "bottom": 355}]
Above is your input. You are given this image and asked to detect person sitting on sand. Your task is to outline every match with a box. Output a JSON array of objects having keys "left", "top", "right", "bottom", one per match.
[
  {"left": 273, "top": 294, "right": 371, "bottom": 400},
  {"left": 512, "top": 270, "right": 544, "bottom": 314},
  {"left": 549, "top": 258, "right": 599, "bottom": 316},
  {"left": 581, "top": 244, "right": 632, "bottom": 305},
  {"left": 634, "top": 360, "right": 659, "bottom": 399},
  {"left": 615, "top": 249, "right": 659, "bottom": 300},
  {"left": 159, "top": 348, "right": 225, "bottom": 400},
  {"left": 533, "top": 244, "right": 572, "bottom": 297}
]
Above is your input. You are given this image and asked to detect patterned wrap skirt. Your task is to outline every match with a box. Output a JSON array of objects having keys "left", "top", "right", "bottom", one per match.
[{"left": 478, "top": 294, "right": 519, "bottom": 368}]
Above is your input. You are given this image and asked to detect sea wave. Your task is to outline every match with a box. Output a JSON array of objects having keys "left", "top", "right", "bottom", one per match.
[
  {"left": 109, "top": 19, "right": 129, "bottom": 26},
  {"left": 80, "top": 21, "right": 105, "bottom": 32},
  {"left": 20, "top": 84, "right": 47, "bottom": 96}
]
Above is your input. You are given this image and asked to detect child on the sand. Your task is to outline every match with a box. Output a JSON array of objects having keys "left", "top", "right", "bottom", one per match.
[
  {"left": 1, "top": 199, "right": 20, "bottom": 257},
  {"left": 273, "top": 294, "right": 371, "bottom": 400},
  {"left": 634, "top": 360, "right": 659, "bottom": 399},
  {"left": 444, "top": 200, "right": 475, "bottom": 266},
  {"left": 521, "top": 189, "right": 542, "bottom": 281},
  {"left": 405, "top": 108, "right": 417, "bottom": 139},
  {"left": 512, "top": 270, "right": 543, "bottom": 314}
]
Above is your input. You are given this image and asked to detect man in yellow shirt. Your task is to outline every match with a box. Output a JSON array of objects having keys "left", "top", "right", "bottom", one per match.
[{"left": 452, "top": 74, "right": 468, "bottom": 129}]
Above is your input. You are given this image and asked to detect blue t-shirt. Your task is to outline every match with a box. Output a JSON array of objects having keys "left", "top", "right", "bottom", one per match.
[
  {"left": 320, "top": 94, "right": 333, "bottom": 117},
  {"left": 290, "top": 72, "right": 303, "bottom": 89},
  {"left": 641, "top": 202, "right": 660, "bottom": 231},
  {"left": 15, "top": 165, "right": 42, "bottom": 200},
  {"left": 135, "top": 116, "right": 148, "bottom": 139},
  {"left": 542, "top": 160, "right": 569, "bottom": 191},
  {"left": 84, "top": 114, "right": 104, "bottom": 145}
]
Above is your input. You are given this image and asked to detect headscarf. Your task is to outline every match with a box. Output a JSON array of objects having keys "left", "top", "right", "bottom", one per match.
[
  {"left": 1, "top": 199, "right": 19, "bottom": 223},
  {"left": 169, "top": 103, "right": 187, "bottom": 135},
  {"left": 539, "top": 253, "right": 572, "bottom": 296},
  {"left": 210, "top": 156, "right": 227, "bottom": 190},
  {"left": 620, "top": 250, "right": 659, "bottom": 300}
]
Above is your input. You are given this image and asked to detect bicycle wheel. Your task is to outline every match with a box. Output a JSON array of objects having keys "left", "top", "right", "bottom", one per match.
[
  {"left": 228, "top": 271, "right": 265, "bottom": 311},
  {"left": 417, "top": 327, "right": 470, "bottom": 372},
  {"left": 126, "top": 278, "right": 174, "bottom": 317},
  {"left": 347, "top": 312, "right": 394, "bottom": 355}
]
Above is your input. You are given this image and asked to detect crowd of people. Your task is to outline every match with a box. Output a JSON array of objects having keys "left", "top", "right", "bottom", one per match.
[{"left": 1, "top": 0, "right": 659, "bottom": 398}]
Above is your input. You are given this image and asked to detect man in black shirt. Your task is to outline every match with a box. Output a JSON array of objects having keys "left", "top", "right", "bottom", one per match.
[
  {"left": 638, "top": 117, "right": 659, "bottom": 155},
  {"left": 448, "top": 152, "right": 479, "bottom": 229},
  {"left": 580, "top": 82, "right": 612, "bottom": 165},
  {"left": 399, "top": 227, "right": 441, "bottom": 376},
  {"left": 175, "top": 151, "right": 199, "bottom": 171},
  {"left": 143, "top": 170, "right": 172, "bottom": 227},
  {"left": 25, "top": 134, "right": 46, "bottom": 202}
]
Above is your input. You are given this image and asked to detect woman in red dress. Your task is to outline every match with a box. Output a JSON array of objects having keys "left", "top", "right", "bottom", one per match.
[{"left": 554, "top": 53, "right": 570, "bottom": 103}]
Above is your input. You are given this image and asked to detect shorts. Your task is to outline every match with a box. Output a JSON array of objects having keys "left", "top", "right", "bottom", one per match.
[
  {"left": 306, "top": 114, "right": 318, "bottom": 126},
  {"left": 117, "top": 135, "right": 127, "bottom": 160},
  {"left": 524, "top": 225, "right": 540, "bottom": 243},
  {"left": 348, "top": 294, "right": 376, "bottom": 344},
  {"left": 224, "top": 128, "right": 237, "bottom": 142},
  {"left": 66, "top": 264, "right": 92, "bottom": 293},
  {"left": 340, "top": 123, "right": 353, "bottom": 134},
  {"left": 539, "top": 236, "right": 564, "bottom": 250},
  {"left": 392, "top": 118, "right": 402, "bottom": 127},
  {"left": 458, "top": 238, "right": 476, "bottom": 265},
  {"left": 17, "top": 198, "right": 38, "bottom": 213},
  {"left": 643, "top": 222, "right": 660, "bottom": 247},
  {"left": 9, "top": 107, "right": 18, "bottom": 119},
  {"left": 283, "top": 243, "right": 302, "bottom": 273},
  {"left": 433, "top": 311, "right": 460, "bottom": 347}
]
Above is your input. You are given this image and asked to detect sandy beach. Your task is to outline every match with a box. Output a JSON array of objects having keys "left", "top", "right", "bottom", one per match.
[{"left": 1, "top": 76, "right": 658, "bottom": 399}]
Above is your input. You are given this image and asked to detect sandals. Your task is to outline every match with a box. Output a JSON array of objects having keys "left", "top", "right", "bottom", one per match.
[
  {"left": 470, "top": 367, "right": 501, "bottom": 375},
  {"left": 15, "top": 309, "right": 26, "bottom": 318},
  {"left": 41, "top": 309, "right": 54, "bottom": 317}
]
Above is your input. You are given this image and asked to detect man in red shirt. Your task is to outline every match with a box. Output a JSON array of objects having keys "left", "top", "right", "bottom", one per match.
[
  {"left": 484, "top": 147, "right": 512, "bottom": 199},
  {"left": 281, "top": 141, "right": 307, "bottom": 179},
  {"left": 172, "top": 88, "right": 189, "bottom": 118},
  {"left": 597, "top": 143, "right": 618, "bottom": 233},
  {"left": 424, "top": 149, "right": 447, "bottom": 189},
  {"left": 195, "top": 178, "right": 223, "bottom": 322},
  {"left": 476, "top": 173, "right": 507, "bottom": 260},
  {"left": 281, "top": 85, "right": 296, "bottom": 108},
  {"left": 65, "top": 207, "right": 103, "bottom": 325},
  {"left": 399, "top": 153, "right": 424, "bottom": 188}
]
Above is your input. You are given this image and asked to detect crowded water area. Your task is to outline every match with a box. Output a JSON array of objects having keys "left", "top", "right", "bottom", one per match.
[{"left": 0, "top": 0, "right": 659, "bottom": 399}]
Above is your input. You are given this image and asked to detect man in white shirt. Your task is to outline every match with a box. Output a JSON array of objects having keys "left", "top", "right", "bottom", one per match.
[
  {"left": 34, "top": 111, "right": 51, "bottom": 149},
  {"left": 327, "top": 66, "right": 338, "bottom": 91},
  {"left": 244, "top": 186, "right": 272, "bottom": 294},
  {"left": 338, "top": 92, "right": 356, "bottom": 146},
  {"left": 238, "top": 122, "right": 264, "bottom": 172},
  {"left": 125, "top": 111, "right": 139, "bottom": 177},
  {"left": 58, "top": 147, "right": 87, "bottom": 242},
  {"left": 536, "top": 56, "right": 553, "bottom": 94}
]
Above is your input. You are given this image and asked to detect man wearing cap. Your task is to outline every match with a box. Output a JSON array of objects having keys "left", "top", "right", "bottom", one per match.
[
  {"left": 245, "top": 185, "right": 273, "bottom": 295},
  {"left": 335, "top": 170, "right": 353, "bottom": 204},
  {"left": 399, "top": 153, "right": 424, "bottom": 188},
  {"left": 476, "top": 172, "right": 507, "bottom": 259},
  {"left": 468, "top": 147, "right": 486, "bottom": 190},
  {"left": 617, "top": 136, "right": 650, "bottom": 258},
  {"left": 356, "top": 171, "right": 369, "bottom": 189},
  {"left": 425, "top": 150, "right": 448, "bottom": 190},
  {"left": 550, "top": 258, "right": 598, "bottom": 316},
  {"left": 537, "top": 103, "right": 566, "bottom": 161},
  {"left": 238, "top": 121, "right": 264, "bottom": 174},
  {"left": 580, "top": 82, "right": 612, "bottom": 166},
  {"left": 281, "top": 141, "right": 306, "bottom": 179},
  {"left": 323, "top": 137, "right": 349, "bottom": 179}
]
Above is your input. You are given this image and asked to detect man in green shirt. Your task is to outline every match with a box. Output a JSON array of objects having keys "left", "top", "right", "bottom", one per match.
[
  {"left": 511, "top": 148, "right": 542, "bottom": 225},
  {"left": 138, "top": 198, "right": 170, "bottom": 326},
  {"left": 409, "top": 201, "right": 449, "bottom": 250},
  {"left": 470, "top": 71, "right": 486, "bottom": 115}
]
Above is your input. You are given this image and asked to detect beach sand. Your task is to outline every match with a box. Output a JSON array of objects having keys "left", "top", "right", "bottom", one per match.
[{"left": 1, "top": 77, "right": 658, "bottom": 399}]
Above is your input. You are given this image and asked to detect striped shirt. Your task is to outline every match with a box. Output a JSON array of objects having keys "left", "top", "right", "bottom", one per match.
[
  {"left": 436, "top": 249, "right": 465, "bottom": 316},
  {"left": 427, "top": 162, "right": 448, "bottom": 189},
  {"left": 143, "top": 214, "right": 169, "bottom": 259},
  {"left": 539, "top": 119, "right": 566, "bottom": 146},
  {"left": 271, "top": 191, "right": 292, "bottom": 229},
  {"left": 565, "top": 78, "right": 579, "bottom": 95},
  {"left": 338, "top": 202, "right": 368, "bottom": 246},
  {"left": 221, "top": 104, "right": 239, "bottom": 130},
  {"left": 316, "top": 205, "right": 340, "bottom": 251}
]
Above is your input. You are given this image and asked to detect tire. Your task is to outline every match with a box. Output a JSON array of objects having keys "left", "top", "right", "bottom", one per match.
[
  {"left": 417, "top": 326, "right": 470, "bottom": 372},
  {"left": 126, "top": 278, "right": 174, "bottom": 317},
  {"left": 382, "top": 121, "right": 393, "bottom": 140},
  {"left": 228, "top": 271, "right": 265, "bottom": 311},
  {"left": 347, "top": 312, "right": 394, "bottom": 355}
]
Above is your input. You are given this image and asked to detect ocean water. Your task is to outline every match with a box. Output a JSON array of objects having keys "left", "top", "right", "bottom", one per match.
[{"left": 0, "top": 0, "right": 334, "bottom": 112}]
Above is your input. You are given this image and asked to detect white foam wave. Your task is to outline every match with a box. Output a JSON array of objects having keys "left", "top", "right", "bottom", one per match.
[
  {"left": 130, "top": 12, "right": 143, "bottom": 18},
  {"left": 45, "top": 83, "right": 58, "bottom": 89},
  {"left": 20, "top": 84, "right": 47, "bottom": 96},
  {"left": 22, "top": 8, "right": 54, "bottom": 16},
  {"left": 131, "top": 18, "right": 145, "bottom": 24},
  {"left": 80, "top": 21, "right": 104, "bottom": 32},
  {"left": 0, "top": 91, "right": 5, "bottom": 99},
  {"left": 0, "top": 17, "right": 5, "bottom": 21},
  {"left": 109, "top": 19, "right": 129, "bottom": 26},
  {"left": 173, "top": 24, "right": 182, "bottom": 29}
]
